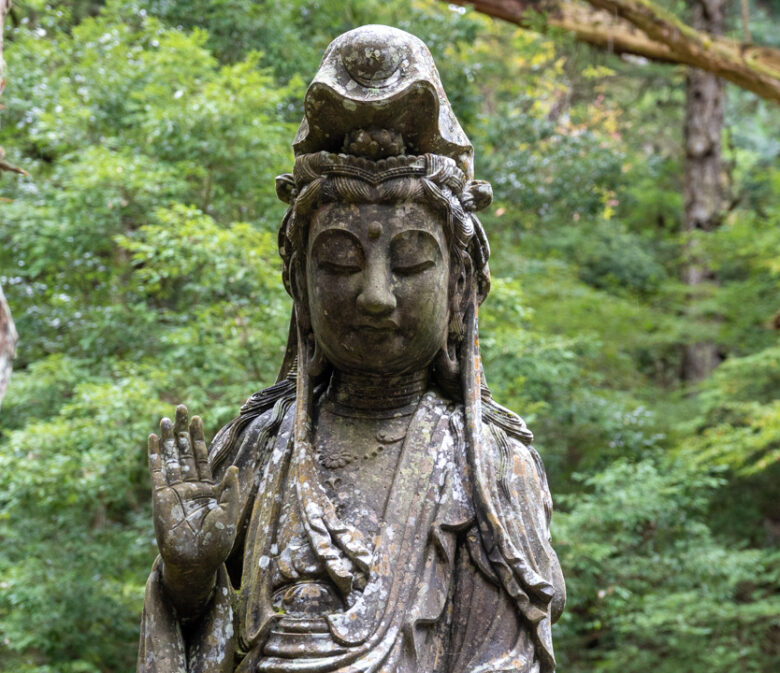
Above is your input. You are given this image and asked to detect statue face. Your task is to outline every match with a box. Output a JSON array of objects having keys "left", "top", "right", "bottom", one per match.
[{"left": 306, "top": 201, "right": 450, "bottom": 375}]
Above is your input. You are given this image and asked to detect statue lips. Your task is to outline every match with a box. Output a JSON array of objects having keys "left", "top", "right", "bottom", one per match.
[{"left": 354, "top": 319, "right": 399, "bottom": 336}]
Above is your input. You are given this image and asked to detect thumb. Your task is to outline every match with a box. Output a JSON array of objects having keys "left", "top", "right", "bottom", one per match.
[{"left": 217, "top": 465, "right": 240, "bottom": 522}]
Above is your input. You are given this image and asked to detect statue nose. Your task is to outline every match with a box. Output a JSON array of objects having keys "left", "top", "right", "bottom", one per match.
[{"left": 356, "top": 265, "right": 396, "bottom": 316}]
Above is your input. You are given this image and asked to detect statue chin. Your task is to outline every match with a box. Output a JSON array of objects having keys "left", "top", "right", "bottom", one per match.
[{"left": 139, "top": 23, "right": 564, "bottom": 673}]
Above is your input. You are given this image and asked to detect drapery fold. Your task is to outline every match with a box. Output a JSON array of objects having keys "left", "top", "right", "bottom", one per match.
[{"left": 138, "top": 391, "right": 563, "bottom": 673}]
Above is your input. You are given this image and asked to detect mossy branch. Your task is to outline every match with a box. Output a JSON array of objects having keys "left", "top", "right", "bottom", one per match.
[{"left": 449, "top": 0, "right": 780, "bottom": 104}]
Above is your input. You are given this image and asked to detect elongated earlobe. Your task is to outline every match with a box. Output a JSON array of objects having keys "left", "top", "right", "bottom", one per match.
[
  {"left": 290, "top": 252, "right": 312, "bottom": 332},
  {"left": 289, "top": 252, "right": 328, "bottom": 380},
  {"left": 433, "top": 250, "right": 474, "bottom": 399},
  {"left": 276, "top": 311, "right": 299, "bottom": 382},
  {"left": 293, "top": 319, "right": 314, "bottom": 447},
  {"left": 452, "top": 250, "right": 474, "bottom": 332},
  {"left": 305, "top": 332, "right": 328, "bottom": 379},
  {"left": 433, "top": 338, "right": 459, "bottom": 396}
]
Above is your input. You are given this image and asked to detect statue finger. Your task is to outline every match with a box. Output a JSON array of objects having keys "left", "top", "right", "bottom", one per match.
[
  {"left": 173, "top": 404, "right": 188, "bottom": 436},
  {"left": 177, "top": 432, "right": 198, "bottom": 481},
  {"left": 218, "top": 466, "right": 240, "bottom": 525},
  {"left": 175, "top": 409, "right": 198, "bottom": 481},
  {"left": 190, "top": 415, "right": 213, "bottom": 482},
  {"left": 160, "top": 416, "right": 182, "bottom": 484},
  {"left": 147, "top": 433, "right": 166, "bottom": 491}
]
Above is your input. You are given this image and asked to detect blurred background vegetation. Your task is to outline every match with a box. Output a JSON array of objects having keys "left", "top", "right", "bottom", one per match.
[{"left": 0, "top": 1, "right": 778, "bottom": 671}]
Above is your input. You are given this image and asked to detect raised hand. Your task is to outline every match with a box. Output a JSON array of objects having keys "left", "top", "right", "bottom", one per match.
[{"left": 148, "top": 405, "right": 239, "bottom": 602}]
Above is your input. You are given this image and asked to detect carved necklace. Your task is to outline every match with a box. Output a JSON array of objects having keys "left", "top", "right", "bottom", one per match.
[
  {"left": 325, "top": 369, "right": 428, "bottom": 414},
  {"left": 315, "top": 370, "right": 426, "bottom": 468},
  {"left": 315, "top": 429, "right": 406, "bottom": 469}
]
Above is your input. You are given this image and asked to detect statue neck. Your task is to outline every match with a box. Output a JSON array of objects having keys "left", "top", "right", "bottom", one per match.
[{"left": 324, "top": 368, "right": 428, "bottom": 414}]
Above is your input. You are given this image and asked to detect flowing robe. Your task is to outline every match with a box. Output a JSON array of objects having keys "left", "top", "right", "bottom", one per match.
[{"left": 138, "top": 388, "right": 564, "bottom": 673}]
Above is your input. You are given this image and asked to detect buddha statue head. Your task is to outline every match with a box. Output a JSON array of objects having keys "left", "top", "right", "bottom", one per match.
[{"left": 274, "top": 25, "right": 495, "bottom": 404}]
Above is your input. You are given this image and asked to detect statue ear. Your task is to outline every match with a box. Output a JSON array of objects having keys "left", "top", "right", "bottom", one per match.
[
  {"left": 289, "top": 251, "right": 328, "bottom": 378},
  {"left": 462, "top": 180, "right": 492, "bottom": 212},
  {"left": 276, "top": 173, "right": 296, "bottom": 204},
  {"left": 449, "top": 250, "right": 473, "bottom": 338},
  {"left": 434, "top": 251, "right": 472, "bottom": 398}
]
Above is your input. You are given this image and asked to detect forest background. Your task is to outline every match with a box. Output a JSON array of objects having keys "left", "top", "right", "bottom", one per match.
[{"left": 0, "top": 1, "right": 778, "bottom": 671}]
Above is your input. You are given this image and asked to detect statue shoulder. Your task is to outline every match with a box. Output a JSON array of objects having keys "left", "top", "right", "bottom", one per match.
[
  {"left": 472, "top": 396, "right": 565, "bottom": 634},
  {"left": 483, "top": 415, "right": 553, "bottom": 525},
  {"left": 443, "top": 394, "right": 553, "bottom": 521}
]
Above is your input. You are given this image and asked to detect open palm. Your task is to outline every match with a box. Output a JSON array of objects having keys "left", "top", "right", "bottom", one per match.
[{"left": 148, "top": 405, "right": 239, "bottom": 573}]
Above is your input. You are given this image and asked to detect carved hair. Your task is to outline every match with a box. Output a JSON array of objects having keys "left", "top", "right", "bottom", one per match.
[{"left": 276, "top": 152, "right": 492, "bottom": 305}]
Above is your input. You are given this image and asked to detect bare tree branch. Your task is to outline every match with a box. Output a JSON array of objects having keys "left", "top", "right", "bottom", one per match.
[
  {"left": 0, "top": 285, "right": 17, "bottom": 408},
  {"left": 448, "top": 0, "right": 780, "bottom": 104},
  {"left": 0, "top": 0, "right": 26, "bottom": 177},
  {"left": 0, "top": 0, "right": 19, "bottom": 409}
]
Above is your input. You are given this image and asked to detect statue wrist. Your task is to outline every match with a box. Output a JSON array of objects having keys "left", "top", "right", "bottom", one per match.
[{"left": 160, "top": 559, "right": 218, "bottom": 616}]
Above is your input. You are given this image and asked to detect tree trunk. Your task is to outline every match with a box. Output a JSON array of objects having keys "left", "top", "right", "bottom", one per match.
[
  {"left": 681, "top": 0, "right": 726, "bottom": 384},
  {"left": 0, "top": 285, "right": 17, "bottom": 407},
  {"left": 0, "top": 0, "right": 26, "bottom": 177}
]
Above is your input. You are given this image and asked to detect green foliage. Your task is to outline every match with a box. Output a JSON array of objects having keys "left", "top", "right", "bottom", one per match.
[
  {"left": 555, "top": 220, "right": 668, "bottom": 296},
  {"left": 1, "top": 1, "right": 778, "bottom": 672},
  {"left": 116, "top": 204, "right": 290, "bottom": 423},
  {"left": 1, "top": 3, "right": 295, "bottom": 371},
  {"left": 0, "top": 4, "right": 295, "bottom": 669},
  {"left": 555, "top": 458, "right": 780, "bottom": 673},
  {"left": 673, "top": 346, "right": 780, "bottom": 547},
  {"left": 480, "top": 100, "right": 626, "bottom": 224},
  {"left": 0, "top": 371, "right": 160, "bottom": 672},
  {"left": 140, "top": 0, "right": 489, "bottom": 125},
  {"left": 680, "top": 343, "right": 780, "bottom": 476}
]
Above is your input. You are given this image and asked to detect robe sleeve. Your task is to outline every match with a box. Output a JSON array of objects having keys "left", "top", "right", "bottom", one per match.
[
  {"left": 465, "top": 420, "right": 566, "bottom": 673},
  {"left": 137, "top": 558, "right": 236, "bottom": 673},
  {"left": 449, "top": 533, "right": 541, "bottom": 673}
]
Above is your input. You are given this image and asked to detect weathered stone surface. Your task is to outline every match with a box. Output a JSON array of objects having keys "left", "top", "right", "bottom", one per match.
[
  {"left": 293, "top": 25, "right": 474, "bottom": 179},
  {"left": 139, "top": 25, "right": 564, "bottom": 673}
]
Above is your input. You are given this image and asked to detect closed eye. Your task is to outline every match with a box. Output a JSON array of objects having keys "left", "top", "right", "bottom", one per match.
[
  {"left": 319, "top": 261, "right": 362, "bottom": 275},
  {"left": 393, "top": 260, "right": 435, "bottom": 276}
]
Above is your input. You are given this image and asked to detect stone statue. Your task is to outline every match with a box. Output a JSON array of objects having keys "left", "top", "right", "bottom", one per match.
[{"left": 138, "top": 25, "right": 565, "bottom": 673}]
